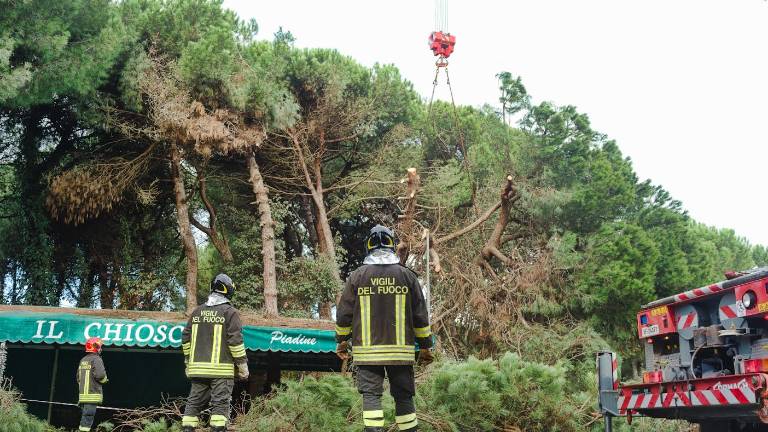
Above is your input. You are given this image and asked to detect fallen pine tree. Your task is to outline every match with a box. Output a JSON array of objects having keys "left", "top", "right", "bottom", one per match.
[
  {"left": 0, "top": 379, "right": 58, "bottom": 432},
  {"left": 235, "top": 352, "right": 694, "bottom": 432}
]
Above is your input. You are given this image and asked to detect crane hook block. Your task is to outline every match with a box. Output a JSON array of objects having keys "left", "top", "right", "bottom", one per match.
[{"left": 428, "top": 31, "right": 456, "bottom": 59}]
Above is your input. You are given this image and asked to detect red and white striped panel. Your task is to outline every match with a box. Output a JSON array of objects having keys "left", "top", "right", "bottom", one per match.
[
  {"left": 611, "top": 353, "right": 618, "bottom": 390},
  {"left": 674, "top": 283, "right": 724, "bottom": 303},
  {"left": 618, "top": 393, "right": 664, "bottom": 412},
  {"left": 720, "top": 303, "right": 740, "bottom": 319},
  {"left": 689, "top": 387, "right": 755, "bottom": 406},
  {"left": 619, "top": 387, "right": 756, "bottom": 412},
  {"left": 677, "top": 313, "right": 698, "bottom": 330}
]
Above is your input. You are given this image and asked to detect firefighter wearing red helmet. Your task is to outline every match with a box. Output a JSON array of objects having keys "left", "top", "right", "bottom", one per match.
[
  {"left": 76, "top": 337, "right": 108, "bottom": 432},
  {"left": 335, "top": 225, "right": 434, "bottom": 432},
  {"left": 181, "top": 273, "right": 248, "bottom": 432}
]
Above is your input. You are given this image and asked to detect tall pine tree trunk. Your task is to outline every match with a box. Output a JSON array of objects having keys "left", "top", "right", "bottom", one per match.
[
  {"left": 300, "top": 196, "right": 319, "bottom": 249},
  {"left": 10, "top": 262, "right": 19, "bottom": 305},
  {"left": 311, "top": 188, "right": 339, "bottom": 320},
  {"left": 290, "top": 132, "right": 341, "bottom": 319},
  {"left": 311, "top": 190, "right": 336, "bottom": 261},
  {"left": 247, "top": 154, "right": 278, "bottom": 316},
  {"left": 170, "top": 142, "right": 198, "bottom": 313},
  {"left": 77, "top": 268, "right": 95, "bottom": 308}
]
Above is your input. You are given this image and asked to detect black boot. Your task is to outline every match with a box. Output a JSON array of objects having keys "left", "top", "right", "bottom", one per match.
[
  {"left": 181, "top": 427, "right": 195, "bottom": 432},
  {"left": 211, "top": 427, "right": 226, "bottom": 432},
  {"left": 363, "top": 428, "right": 383, "bottom": 432}
]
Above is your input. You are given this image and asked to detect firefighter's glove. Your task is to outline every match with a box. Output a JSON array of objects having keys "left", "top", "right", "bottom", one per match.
[
  {"left": 236, "top": 362, "right": 250, "bottom": 381},
  {"left": 336, "top": 340, "right": 351, "bottom": 361},
  {"left": 184, "top": 357, "right": 189, "bottom": 378},
  {"left": 417, "top": 348, "right": 434, "bottom": 366}
]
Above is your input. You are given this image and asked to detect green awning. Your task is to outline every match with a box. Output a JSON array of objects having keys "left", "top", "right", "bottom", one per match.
[{"left": 0, "top": 311, "right": 335, "bottom": 353}]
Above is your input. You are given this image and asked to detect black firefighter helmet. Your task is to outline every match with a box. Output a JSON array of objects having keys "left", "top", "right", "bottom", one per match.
[
  {"left": 365, "top": 224, "right": 397, "bottom": 254},
  {"left": 211, "top": 273, "right": 235, "bottom": 299}
]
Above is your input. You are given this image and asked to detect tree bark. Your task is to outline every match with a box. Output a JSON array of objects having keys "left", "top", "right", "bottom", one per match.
[
  {"left": 77, "top": 268, "right": 95, "bottom": 308},
  {"left": 97, "top": 264, "right": 114, "bottom": 309},
  {"left": 10, "top": 262, "right": 19, "bottom": 305},
  {"left": 300, "top": 196, "right": 319, "bottom": 250},
  {"left": 479, "top": 175, "right": 519, "bottom": 268},
  {"left": 429, "top": 247, "right": 442, "bottom": 274},
  {"left": 247, "top": 154, "right": 278, "bottom": 316},
  {"left": 311, "top": 187, "right": 340, "bottom": 319},
  {"left": 0, "top": 261, "right": 5, "bottom": 305},
  {"left": 312, "top": 190, "right": 336, "bottom": 261},
  {"left": 288, "top": 131, "right": 341, "bottom": 319},
  {"left": 283, "top": 221, "right": 303, "bottom": 260},
  {"left": 289, "top": 132, "right": 341, "bottom": 279},
  {"left": 397, "top": 168, "right": 419, "bottom": 264},
  {"left": 170, "top": 142, "right": 199, "bottom": 313},
  {"left": 190, "top": 172, "right": 233, "bottom": 263},
  {"left": 435, "top": 201, "right": 503, "bottom": 245}
]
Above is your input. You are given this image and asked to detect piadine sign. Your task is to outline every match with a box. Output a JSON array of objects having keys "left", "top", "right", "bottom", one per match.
[{"left": 0, "top": 311, "right": 335, "bottom": 353}]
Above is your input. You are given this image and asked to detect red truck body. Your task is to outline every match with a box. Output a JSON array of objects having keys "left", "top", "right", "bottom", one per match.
[{"left": 616, "top": 269, "right": 768, "bottom": 429}]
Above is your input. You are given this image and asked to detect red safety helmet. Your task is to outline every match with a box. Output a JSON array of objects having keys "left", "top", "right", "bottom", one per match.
[{"left": 85, "top": 337, "right": 104, "bottom": 353}]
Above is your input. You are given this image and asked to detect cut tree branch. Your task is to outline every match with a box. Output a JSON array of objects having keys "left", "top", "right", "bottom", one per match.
[
  {"left": 191, "top": 172, "right": 233, "bottom": 263},
  {"left": 397, "top": 168, "right": 419, "bottom": 264},
  {"left": 478, "top": 175, "right": 518, "bottom": 272},
  {"left": 434, "top": 201, "right": 502, "bottom": 245}
]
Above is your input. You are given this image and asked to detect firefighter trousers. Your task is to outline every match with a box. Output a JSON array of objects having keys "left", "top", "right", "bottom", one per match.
[
  {"left": 79, "top": 403, "right": 97, "bottom": 431},
  {"left": 182, "top": 378, "right": 234, "bottom": 429},
  {"left": 357, "top": 365, "right": 418, "bottom": 432}
]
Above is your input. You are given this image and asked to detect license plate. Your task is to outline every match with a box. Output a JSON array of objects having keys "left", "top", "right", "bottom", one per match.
[{"left": 641, "top": 324, "right": 660, "bottom": 337}]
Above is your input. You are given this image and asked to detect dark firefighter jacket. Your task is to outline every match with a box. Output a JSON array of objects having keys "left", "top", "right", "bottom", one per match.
[
  {"left": 181, "top": 302, "right": 247, "bottom": 378},
  {"left": 77, "top": 353, "right": 108, "bottom": 404},
  {"left": 336, "top": 263, "right": 433, "bottom": 365}
]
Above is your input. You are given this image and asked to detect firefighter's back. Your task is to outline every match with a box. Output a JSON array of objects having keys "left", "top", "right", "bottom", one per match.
[
  {"left": 345, "top": 261, "right": 431, "bottom": 366},
  {"left": 186, "top": 302, "right": 242, "bottom": 378},
  {"left": 77, "top": 352, "right": 106, "bottom": 404}
]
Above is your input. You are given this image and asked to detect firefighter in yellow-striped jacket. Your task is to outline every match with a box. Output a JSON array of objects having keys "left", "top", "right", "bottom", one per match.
[
  {"left": 336, "top": 225, "right": 434, "bottom": 432},
  {"left": 181, "top": 274, "right": 249, "bottom": 432},
  {"left": 77, "top": 337, "right": 108, "bottom": 432}
]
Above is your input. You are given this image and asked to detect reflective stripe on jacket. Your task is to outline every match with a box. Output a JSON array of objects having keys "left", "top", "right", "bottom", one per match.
[
  {"left": 181, "top": 303, "right": 246, "bottom": 378},
  {"left": 335, "top": 263, "right": 433, "bottom": 365},
  {"left": 77, "top": 353, "right": 107, "bottom": 404}
]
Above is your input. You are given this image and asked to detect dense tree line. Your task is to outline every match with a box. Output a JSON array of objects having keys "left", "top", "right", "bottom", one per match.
[{"left": 1, "top": 0, "right": 765, "bottom": 362}]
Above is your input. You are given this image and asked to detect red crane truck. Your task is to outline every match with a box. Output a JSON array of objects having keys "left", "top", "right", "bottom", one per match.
[{"left": 598, "top": 268, "right": 768, "bottom": 432}]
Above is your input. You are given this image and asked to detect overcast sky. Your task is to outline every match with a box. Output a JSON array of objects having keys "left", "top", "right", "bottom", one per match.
[{"left": 224, "top": 0, "right": 768, "bottom": 246}]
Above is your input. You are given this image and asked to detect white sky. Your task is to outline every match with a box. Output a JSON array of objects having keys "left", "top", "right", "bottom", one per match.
[{"left": 224, "top": 0, "right": 768, "bottom": 246}]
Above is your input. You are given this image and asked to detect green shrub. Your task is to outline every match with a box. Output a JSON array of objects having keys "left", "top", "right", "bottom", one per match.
[
  {"left": 134, "top": 419, "right": 181, "bottom": 432},
  {"left": 422, "top": 353, "right": 581, "bottom": 432},
  {"left": 237, "top": 374, "right": 374, "bottom": 432},
  {"left": 0, "top": 381, "right": 52, "bottom": 432},
  {"left": 424, "top": 357, "right": 505, "bottom": 431}
]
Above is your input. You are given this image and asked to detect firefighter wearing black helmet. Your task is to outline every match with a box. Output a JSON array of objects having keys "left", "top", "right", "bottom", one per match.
[
  {"left": 181, "top": 274, "right": 249, "bottom": 432},
  {"left": 336, "top": 225, "right": 434, "bottom": 432}
]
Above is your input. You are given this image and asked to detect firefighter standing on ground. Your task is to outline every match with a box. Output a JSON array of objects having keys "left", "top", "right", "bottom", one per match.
[
  {"left": 336, "top": 225, "right": 434, "bottom": 432},
  {"left": 181, "top": 273, "right": 249, "bottom": 432},
  {"left": 76, "top": 337, "right": 108, "bottom": 432}
]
